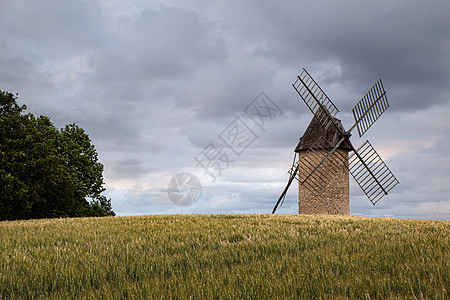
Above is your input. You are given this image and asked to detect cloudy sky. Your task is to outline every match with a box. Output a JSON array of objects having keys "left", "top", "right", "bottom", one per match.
[{"left": 1, "top": 0, "right": 449, "bottom": 220}]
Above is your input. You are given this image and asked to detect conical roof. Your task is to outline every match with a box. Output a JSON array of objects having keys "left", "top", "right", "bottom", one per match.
[{"left": 295, "top": 111, "right": 352, "bottom": 152}]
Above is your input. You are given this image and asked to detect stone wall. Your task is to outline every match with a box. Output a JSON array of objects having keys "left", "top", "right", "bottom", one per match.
[{"left": 298, "top": 149, "right": 349, "bottom": 215}]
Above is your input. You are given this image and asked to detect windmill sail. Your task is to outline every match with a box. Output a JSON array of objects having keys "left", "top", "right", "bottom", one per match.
[
  {"left": 351, "top": 79, "right": 389, "bottom": 138},
  {"left": 349, "top": 140, "right": 399, "bottom": 204},
  {"left": 293, "top": 68, "right": 339, "bottom": 130}
]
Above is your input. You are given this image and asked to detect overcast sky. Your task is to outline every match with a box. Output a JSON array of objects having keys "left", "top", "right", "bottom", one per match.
[{"left": 1, "top": 0, "right": 449, "bottom": 220}]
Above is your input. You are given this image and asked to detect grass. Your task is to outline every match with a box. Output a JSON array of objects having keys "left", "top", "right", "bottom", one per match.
[{"left": 0, "top": 214, "right": 448, "bottom": 299}]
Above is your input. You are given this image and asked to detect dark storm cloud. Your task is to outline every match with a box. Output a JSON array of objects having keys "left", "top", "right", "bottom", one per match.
[
  {"left": 92, "top": 6, "right": 227, "bottom": 83},
  {"left": 214, "top": 0, "right": 450, "bottom": 111}
]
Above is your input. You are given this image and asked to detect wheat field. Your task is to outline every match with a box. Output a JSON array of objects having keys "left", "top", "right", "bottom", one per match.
[{"left": 0, "top": 214, "right": 448, "bottom": 299}]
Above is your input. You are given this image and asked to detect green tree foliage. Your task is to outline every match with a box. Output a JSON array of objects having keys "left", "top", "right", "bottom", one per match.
[{"left": 0, "top": 90, "right": 114, "bottom": 220}]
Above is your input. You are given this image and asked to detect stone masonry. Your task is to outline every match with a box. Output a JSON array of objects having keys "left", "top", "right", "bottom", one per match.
[{"left": 297, "top": 149, "right": 350, "bottom": 215}]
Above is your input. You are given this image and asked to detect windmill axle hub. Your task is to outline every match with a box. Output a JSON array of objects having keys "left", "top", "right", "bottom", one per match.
[{"left": 340, "top": 131, "right": 352, "bottom": 139}]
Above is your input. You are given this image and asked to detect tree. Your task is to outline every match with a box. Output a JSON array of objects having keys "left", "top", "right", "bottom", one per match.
[
  {"left": 59, "top": 123, "right": 114, "bottom": 217},
  {"left": 0, "top": 90, "right": 114, "bottom": 220}
]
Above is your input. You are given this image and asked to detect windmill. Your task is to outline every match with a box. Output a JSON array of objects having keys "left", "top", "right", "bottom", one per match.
[{"left": 272, "top": 68, "right": 399, "bottom": 214}]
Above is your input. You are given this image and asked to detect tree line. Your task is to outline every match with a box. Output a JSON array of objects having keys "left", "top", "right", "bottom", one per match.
[{"left": 0, "top": 90, "right": 114, "bottom": 220}]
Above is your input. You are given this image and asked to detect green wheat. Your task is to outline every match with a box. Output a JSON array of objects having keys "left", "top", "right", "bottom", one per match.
[{"left": 0, "top": 214, "right": 448, "bottom": 299}]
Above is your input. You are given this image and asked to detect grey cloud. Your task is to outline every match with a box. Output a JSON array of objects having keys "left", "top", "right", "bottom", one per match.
[
  {"left": 0, "top": 1, "right": 106, "bottom": 58},
  {"left": 92, "top": 6, "right": 227, "bottom": 83},
  {"left": 107, "top": 158, "right": 153, "bottom": 180}
]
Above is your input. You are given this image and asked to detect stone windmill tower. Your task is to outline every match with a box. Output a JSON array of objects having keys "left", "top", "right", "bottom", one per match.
[
  {"left": 294, "top": 111, "right": 352, "bottom": 214},
  {"left": 272, "top": 68, "right": 399, "bottom": 215}
]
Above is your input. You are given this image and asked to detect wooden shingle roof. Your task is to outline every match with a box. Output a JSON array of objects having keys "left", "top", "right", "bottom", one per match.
[{"left": 295, "top": 111, "right": 352, "bottom": 152}]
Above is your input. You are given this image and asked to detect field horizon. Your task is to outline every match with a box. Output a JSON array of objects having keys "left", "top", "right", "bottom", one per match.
[{"left": 1, "top": 214, "right": 448, "bottom": 299}]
